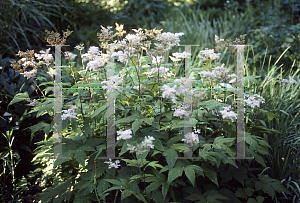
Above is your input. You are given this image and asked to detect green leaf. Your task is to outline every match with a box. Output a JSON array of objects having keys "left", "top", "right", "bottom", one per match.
[
  {"left": 91, "top": 104, "right": 106, "bottom": 119},
  {"left": 53, "top": 158, "right": 69, "bottom": 168},
  {"left": 145, "top": 181, "right": 162, "bottom": 194},
  {"left": 167, "top": 167, "right": 183, "bottom": 184},
  {"left": 161, "top": 182, "right": 169, "bottom": 199},
  {"left": 4, "top": 81, "right": 14, "bottom": 96},
  {"left": 247, "top": 198, "right": 257, "bottom": 203},
  {"left": 121, "top": 189, "right": 133, "bottom": 201},
  {"left": 132, "top": 119, "right": 143, "bottom": 135},
  {"left": 145, "top": 161, "right": 164, "bottom": 170},
  {"left": 205, "top": 170, "right": 218, "bottom": 186},
  {"left": 8, "top": 92, "right": 29, "bottom": 106},
  {"left": 74, "top": 150, "right": 86, "bottom": 167},
  {"left": 142, "top": 118, "right": 153, "bottom": 125},
  {"left": 183, "top": 165, "right": 196, "bottom": 186},
  {"left": 163, "top": 149, "right": 178, "bottom": 170}
]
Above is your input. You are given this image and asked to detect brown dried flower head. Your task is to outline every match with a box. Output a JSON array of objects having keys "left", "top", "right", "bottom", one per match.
[{"left": 45, "top": 29, "right": 73, "bottom": 46}]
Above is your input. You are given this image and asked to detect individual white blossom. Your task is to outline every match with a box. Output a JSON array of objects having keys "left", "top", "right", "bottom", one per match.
[
  {"left": 193, "top": 126, "right": 201, "bottom": 134},
  {"left": 182, "top": 132, "right": 199, "bottom": 146},
  {"left": 220, "top": 106, "right": 237, "bottom": 122},
  {"left": 245, "top": 94, "right": 265, "bottom": 108},
  {"left": 117, "top": 129, "right": 132, "bottom": 140},
  {"left": 229, "top": 77, "right": 237, "bottom": 83},
  {"left": 61, "top": 106, "right": 77, "bottom": 121},
  {"left": 0, "top": 67, "right": 2, "bottom": 70},
  {"left": 104, "top": 158, "right": 121, "bottom": 169}
]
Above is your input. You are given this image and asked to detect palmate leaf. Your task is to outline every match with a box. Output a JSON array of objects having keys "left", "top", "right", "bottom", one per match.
[
  {"left": 35, "top": 177, "right": 72, "bottom": 203},
  {"left": 255, "top": 175, "right": 290, "bottom": 199}
]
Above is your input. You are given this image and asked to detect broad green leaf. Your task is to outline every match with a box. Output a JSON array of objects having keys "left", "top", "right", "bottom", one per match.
[
  {"left": 74, "top": 150, "right": 86, "bottom": 167},
  {"left": 145, "top": 181, "right": 162, "bottom": 194},
  {"left": 205, "top": 170, "right": 218, "bottom": 186},
  {"left": 167, "top": 167, "right": 183, "bottom": 184},
  {"left": 145, "top": 161, "right": 164, "bottom": 170},
  {"left": 132, "top": 119, "right": 143, "bottom": 134},
  {"left": 91, "top": 104, "right": 107, "bottom": 119},
  {"left": 163, "top": 149, "right": 178, "bottom": 170},
  {"left": 8, "top": 92, "right": 29, "bottom": 106},
  {"left": 183, "top": 165, "right": 196, "bottom": 186},
  {"left": 161, "top": 182, "right": 169, "bottom": 199}
]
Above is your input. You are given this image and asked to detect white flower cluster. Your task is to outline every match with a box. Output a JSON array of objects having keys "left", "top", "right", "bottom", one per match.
[
  {"left": 155, "top": 32, "right": 184, "bottom": 51},
  {"left": 219, "top": 106, "right": 237, "bottom": 122},
  {"left": 198, "top": 48, "right": 221, "bottom": 62},
  {"left": 104, "top": 158, "right": 121, "bottom": 169},
  {"left": 117, "top": 129, "right": 132, "bottom": 140},
  {"left": 64, "top": 51, "right": 77, "bottom": 61},
  {"left": 245, "top": 94, "right": 265, "bottom": 108},
  {"left": 199, "top": 63, "right": 236, "bottom": 82},
  {"left": 161, "top": 75, "right": 196, "bottom": 103},
  {"left": 101, "top": 75, "right": 123, "bottom": 93},
  {"left": 182, "top": 131, "right": 200, "bottom": 146},
  {"left": 172, "top": 51, "right": 192, "bottom": 59},
  {"left": 111, "top": 50, "right": 130, "bottom": 63},
  {"left": 144, "top": 67, "right": 170, "bottom": 78},
  {"left": 127, "top": 136, "right": 155, "bottom": 155},
  {"left": 20, "top": 69, "right": 37, "bottom": 79},
  {"left": 173, "top": 103, "right": 191, "bottom": 118},
  {"left": 61, "top": 106, "right": 77, "bottom": 121},
  {"left": 278, "top": 75, "right": 297, "bottom": 85},
  {"left": 34, "top": 48, "right": 53, "bottom": 67},
  {"left": 26, "top": 99, "right": 37, "bottom": 106},
  {"left": 80, "top": 46, "right": 109, "bottom": 71}
]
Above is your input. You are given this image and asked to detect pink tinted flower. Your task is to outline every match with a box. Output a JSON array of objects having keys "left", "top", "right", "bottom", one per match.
[{"left": 104, "top": 158, "right": 121, "bottom": 169}]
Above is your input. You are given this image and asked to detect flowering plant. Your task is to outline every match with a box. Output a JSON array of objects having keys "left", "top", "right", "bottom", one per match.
[{"left": 9, "top": 24, "right": 299, "bottom": 202}]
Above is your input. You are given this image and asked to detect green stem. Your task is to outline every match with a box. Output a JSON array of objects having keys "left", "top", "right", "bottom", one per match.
[{"left": 113, "top": 190, "right": 119, "bottom": 203}]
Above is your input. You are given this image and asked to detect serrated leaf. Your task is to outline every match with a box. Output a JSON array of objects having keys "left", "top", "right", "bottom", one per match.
[
  {"left": 146, "top": 181, "right": 162, "bottom": 194},
  {"left": 163, "top": 149, "right": 177, "bottom": 170},
  {"left": 167, "top": 167, "right": 183, "bottom": 184},
  {"left": 205, "top": 170, "right": 218, "bottom": 186},
  {"left": 74, "top": 150, "right": 86, "bottom": 167},
  {"left": 184, "top": 165, "right": 196, "bottom": 186}
]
